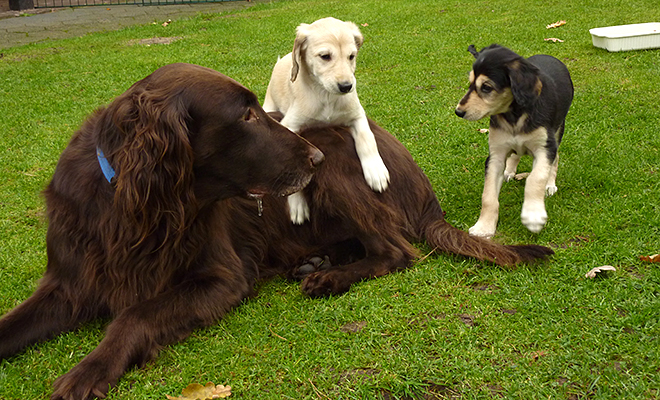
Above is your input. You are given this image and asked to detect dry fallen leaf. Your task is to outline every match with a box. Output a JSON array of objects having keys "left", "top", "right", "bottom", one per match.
[
  {"left": 544, "top": 38, "right": 565, "bottom": 43},
  {"left": 479, "top": 128, "right": 489, "bottom": 133},
  {"left": 585, "top": 265, "right": 616, "bottom": 279},
  {"left": 546, "top": 20, "right": 567, "bottom": 29},
  {"left": 639, "top": 253, "right": 660, "bottom": 263},
  {"left": 166, "top": 382, "right": 232, "bottom": 400},
  {"left": 361, "top": 23, "right": 369, "bottom": 27},
  {"left": 514, "top": 172, "right": 530, "bottom": 180},
  {"left": 162, "top": 19, "right": 172, "bottom": 27}
]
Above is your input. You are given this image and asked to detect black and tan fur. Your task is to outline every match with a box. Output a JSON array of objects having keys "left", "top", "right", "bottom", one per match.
[{"left": 455, "top": 44, "right": 573, "bottom": 238}]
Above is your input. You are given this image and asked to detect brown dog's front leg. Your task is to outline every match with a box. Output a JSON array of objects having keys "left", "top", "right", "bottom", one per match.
[
  {"left": 50, "top": 273, "right": 249, "bottom": 400},
  {"left": 0, "top": 279, "right": 95, "bottom": 361},
  {"left": 300, "top": 235, "right": 413, "bottom": 297}
]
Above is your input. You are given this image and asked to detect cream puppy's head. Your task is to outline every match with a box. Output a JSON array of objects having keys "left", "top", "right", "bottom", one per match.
[{"left": 290, "top": 17, "right": 364, "bottom": 95}]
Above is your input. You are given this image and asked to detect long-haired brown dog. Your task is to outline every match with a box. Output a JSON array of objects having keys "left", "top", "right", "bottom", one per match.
[{"left": 0, "top": 63, "right": 552, "bottom": 400}]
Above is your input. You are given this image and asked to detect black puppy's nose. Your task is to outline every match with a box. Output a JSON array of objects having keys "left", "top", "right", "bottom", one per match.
[
  {"left": 309, "top": 148, "right": 325, "bottom": 167},
  {"left": 338, "top": 82, "right": 353, "bottom": 93},
  {"left": 455, "top": 108, "right": 466, "bottom": 118}
]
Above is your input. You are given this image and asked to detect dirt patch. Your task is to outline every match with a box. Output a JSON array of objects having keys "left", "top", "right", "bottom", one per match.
[{"left": 127, "top": 36, "right": 182, "bottom": 46}]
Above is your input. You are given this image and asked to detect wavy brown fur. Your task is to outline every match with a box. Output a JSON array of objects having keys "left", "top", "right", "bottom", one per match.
[{"left": 0, "top": 65, "right": 551, "bottom": 400}]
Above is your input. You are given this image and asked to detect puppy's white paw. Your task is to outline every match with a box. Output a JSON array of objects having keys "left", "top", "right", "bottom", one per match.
[
  {"left": 503, "top": 170, "right": 516, "bottom": 182},
  {"left": 287, "top": 192, "right": 310, "bottom": 225},
  {"left": 361, "top": 155, "right": 390, "bottom": 192},
  {"left": 545, "top": 185, "right": 557, "bottom": 197},
  {"left": 469, "top": 221, "right": 496, "bottom": 239},
  {"left": 521, "top": 206, "right": 547, "bottom": 233}
]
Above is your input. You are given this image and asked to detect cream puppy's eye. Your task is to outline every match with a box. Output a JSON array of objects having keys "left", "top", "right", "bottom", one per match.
[
  {"left": 348, "top": 54, "right": 356, "bottom": 61},
  {"left": 320, "top": 54, "right": 331, "bottom": 61}
]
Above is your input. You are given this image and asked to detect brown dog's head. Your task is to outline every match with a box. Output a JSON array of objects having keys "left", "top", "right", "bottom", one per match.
[
  {"left": 455, "top": 44, "right": 542, "bottom": 120},
  {"left": 95, "top": 63, "right": 323, "bottom": 237},
  {"left": 290, "top": 17, "right": 364, "bottom": 95}
]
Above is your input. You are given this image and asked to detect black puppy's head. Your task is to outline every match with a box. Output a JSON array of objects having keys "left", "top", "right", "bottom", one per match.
[{"left": 455, "top": 44, "right": 542, "bottom": 120}]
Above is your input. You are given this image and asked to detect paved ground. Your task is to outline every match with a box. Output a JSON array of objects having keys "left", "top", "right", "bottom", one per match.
[{"left": 0, "top": 0, "right": 265, "bottom": 50}]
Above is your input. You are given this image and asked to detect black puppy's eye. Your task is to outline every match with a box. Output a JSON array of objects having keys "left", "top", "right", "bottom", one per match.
[
  {"left": 481, "top": 84, "right": 493, "bottom": 94},
  {"left": 320, "top": 54, "right": 331, "bottom": 61}
]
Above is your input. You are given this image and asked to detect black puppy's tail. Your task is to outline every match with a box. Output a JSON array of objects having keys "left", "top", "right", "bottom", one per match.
[{"left": 421, "top": 205, "right": 553, "bottom": 266}]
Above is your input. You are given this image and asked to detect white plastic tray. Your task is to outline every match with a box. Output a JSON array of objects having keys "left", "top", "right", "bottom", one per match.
[{"left": 590, "top": 23, "right": 660, "bottom": 52}]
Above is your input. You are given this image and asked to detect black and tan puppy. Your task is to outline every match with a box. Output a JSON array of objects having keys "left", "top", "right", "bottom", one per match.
[{"left": 455, "top": 44, "right": 573, "bottom": 238}]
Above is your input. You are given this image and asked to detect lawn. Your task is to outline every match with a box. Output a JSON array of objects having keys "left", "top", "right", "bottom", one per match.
[{"left": 0, "top": 0, "right": 659, "bottom": 399}]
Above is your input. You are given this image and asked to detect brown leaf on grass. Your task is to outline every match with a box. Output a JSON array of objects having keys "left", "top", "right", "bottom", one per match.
[
  {"left": 639, "top": 253, "right": 660, "bottom": 263},
  {"left": 544, "top": 38, "right": 565, "bottom": 43},
  {"left": 529, "top": 350, "right": 547, "bottom": 362},
  {"left": 546, "top": 20, "right": 567, "bottom": 29},
  {"left": 166, "top": 382, "right": 232, "bottom": 400},
  {"left": 585, "top": 265, "right": 616, "bottom": 279},
  {"left": 479, "top": 128, "right": 489, "bottom": 133}
]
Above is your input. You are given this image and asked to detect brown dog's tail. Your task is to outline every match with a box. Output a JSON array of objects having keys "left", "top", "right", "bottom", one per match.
[{"left": 423, "top": 217, "right": 553, "bottom": 266}]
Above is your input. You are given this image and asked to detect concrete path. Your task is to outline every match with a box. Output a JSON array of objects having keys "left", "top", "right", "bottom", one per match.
[{"left": 0, "top": 0, "right": 264, "bottom": 50}]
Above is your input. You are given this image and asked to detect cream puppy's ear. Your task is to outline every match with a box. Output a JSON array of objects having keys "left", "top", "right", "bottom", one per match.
[
  {"left": 291, "top": 23, "right": 310, "bottom": 82},
  {"left": 346, "top": 21, "right": 364, "bottom": 50}
]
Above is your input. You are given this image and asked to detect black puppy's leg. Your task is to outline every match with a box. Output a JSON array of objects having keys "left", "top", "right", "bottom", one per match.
[
  {"left": 546, "top": 154, "right": 559, "bottom": 196},
  {"left": 0, "top": 279, "right": 94, "bottom": 360},
  {"left": 50, "top": 272, "right": 250, "bottom": 400},
  {"left": 470, "top": 137, "right": 508, "bottom": 238},
  {"left": 503, "top": 152, "right": 521, "bottom": 182},
  {"left": 521, "top": 144, "right": 553, "bottom": 233}
]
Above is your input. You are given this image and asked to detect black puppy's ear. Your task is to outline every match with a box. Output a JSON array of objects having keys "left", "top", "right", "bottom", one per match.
[
  {"left": 467, "top": 44, "right": 479, "bottom": 58},
  {"left": 507, "top": 59, "right": 542, "bottom": 108}
]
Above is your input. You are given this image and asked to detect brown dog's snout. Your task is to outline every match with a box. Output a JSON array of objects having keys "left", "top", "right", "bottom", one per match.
[
  {"left": 455, "top": 108, "right": 466, "bottom": 118},
  {"left": 309, "top": 147, "right": 325, "bottom": 167}
]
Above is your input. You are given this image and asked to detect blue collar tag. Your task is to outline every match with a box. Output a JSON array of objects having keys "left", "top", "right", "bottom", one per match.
[{"left": 96, "top": 147, "right": 116, "bottom": 183}]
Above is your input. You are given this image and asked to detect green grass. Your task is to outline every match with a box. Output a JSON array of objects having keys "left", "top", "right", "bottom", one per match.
[{"left": 1, "top": 0, "right": 659, "bottom": 399}]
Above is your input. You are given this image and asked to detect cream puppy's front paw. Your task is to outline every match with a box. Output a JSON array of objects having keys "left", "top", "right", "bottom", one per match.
[
  {"left": 287, "top": 191, "right": 310, "bottom": 224},
  {"left": 361, "top": 155, "right": 390, "bottom": 192}
]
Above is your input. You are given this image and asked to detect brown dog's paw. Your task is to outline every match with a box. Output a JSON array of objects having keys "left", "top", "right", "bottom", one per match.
[
  {"left": 51, "top": 361, "right": 116, "bottom": 400},
  {"left": 292, "top": 255, "right": 332, "bottom": 280},
  {"left": 301, "top": 269, "right": 350, "bottom": 297}
]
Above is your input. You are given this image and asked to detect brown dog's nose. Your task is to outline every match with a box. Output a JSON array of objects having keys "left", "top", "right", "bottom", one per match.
[
  {"left": 309, "top": 148, "right": 325, "bottom": 167},
  {"left": 455, "top": 108, "right": 466, "bottom": 118}
]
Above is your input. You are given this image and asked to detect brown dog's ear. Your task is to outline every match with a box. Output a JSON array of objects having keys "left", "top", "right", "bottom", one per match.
[
  {"left": 105, "top": 88, "right": 196, "bottom": 245},
  {"left": 467, "top": 44, "right": 479, "bottom": 58},
  {"left": 507, "top": 59, "right": 542, "bottom": 109},
  {"left": 291, "top": 23, "right": 310, "bottom": 82}
]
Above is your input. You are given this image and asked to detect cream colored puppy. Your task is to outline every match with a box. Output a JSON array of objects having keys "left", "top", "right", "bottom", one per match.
[{"left": 263, "top": 17, "right": 390, "bottom": 224}]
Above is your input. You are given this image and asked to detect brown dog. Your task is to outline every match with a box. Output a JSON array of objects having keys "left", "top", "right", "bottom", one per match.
[{"left": 0, "top": 63, "right": 552, "bottom": 400}]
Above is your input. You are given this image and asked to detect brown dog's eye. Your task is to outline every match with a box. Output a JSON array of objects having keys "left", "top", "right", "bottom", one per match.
[
  {"left": 320, "top": 54, "right": 331, "bottom": 61},
  {"left": 243, "top": 108, "right": 258, "bottom": 122},
  {"left": 481, "top": 84, "right": 493, "bottom": 94}
]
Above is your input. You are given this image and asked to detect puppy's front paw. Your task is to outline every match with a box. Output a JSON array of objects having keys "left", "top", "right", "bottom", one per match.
[
  {"left": 469, "top": 220, "right": 496, "bottom": 239},
  {"left": 503, "top": 170, "right": 516, "bottom": 182},
  {"left": 287, "top": 192, "right": 310, "bottom": 224},
  {"left": 545, "top": 184, "right": 557, "bottom": 197},
  {"left": 361, "top": 155, "right": 390, "bottom": 192},
  {"left": 521, "top": 206, "right": 547, "bottom": 233}
]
